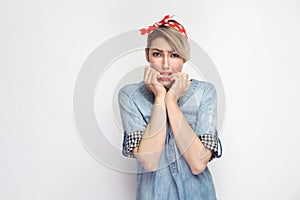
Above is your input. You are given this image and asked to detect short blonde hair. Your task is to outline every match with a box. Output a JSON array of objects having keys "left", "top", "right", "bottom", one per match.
[{"left": 147, "top": 22, "right": 190, "bottom": 62}]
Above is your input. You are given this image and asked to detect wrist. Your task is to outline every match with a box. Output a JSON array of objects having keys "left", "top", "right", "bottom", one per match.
[
  {"left": 154, "top": 96, "right": 165, "bottom": 105},
  {"left": 165, "top": 97, "right": 178, "bottom": 108},
  {"left": 165, "top": 91, "right": 178, "bottom": 103}
]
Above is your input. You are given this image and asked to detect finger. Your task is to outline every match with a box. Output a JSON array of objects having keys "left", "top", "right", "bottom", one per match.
[
  {"left": 144, "top": 66, "right": 150, "bottom": 83},
  {"left": 170, "top": 74, "right": 179, "bottom": 82},
  {"left": 179, "top": 77, "right": 188, "bottom": 89},
  {"left": 178, "top": 76, "right": 188, "bottom": 89},
  {"left": 157, "top": 74, "right": 163, "bottom": 80},
  {"left": 182, "top": 73, "right": 188, "bottom": 80},
  {"left": 150, "top": 70, "right": 160, "bottom": 86},
  {"left": 176, "top": 72, "right": 188, "bottom": 80},
  {"left": 147, "top": 70, "right": 156, "bottom": 85},
  {"left": 154, "top": 71, "right": 161, "bottom": 83},
  {"left": 151, "top": 66, "right": 160, "bottom": 77}
]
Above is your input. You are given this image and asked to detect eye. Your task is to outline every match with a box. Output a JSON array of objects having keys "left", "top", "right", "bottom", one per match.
[
  {"left": 152, "top": 52, "right": 161, "bottom": 57},
  {"left": 170, "top": 53, "right": 180, "bottom": 58}
]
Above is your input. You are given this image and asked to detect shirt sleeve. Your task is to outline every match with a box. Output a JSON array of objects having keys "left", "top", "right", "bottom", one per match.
[
  {"left": 194, "top": 83, "right": 222, "bottom": 161},
  {"left": 118, "top": 87, "right": 147, "bottom": 158}
]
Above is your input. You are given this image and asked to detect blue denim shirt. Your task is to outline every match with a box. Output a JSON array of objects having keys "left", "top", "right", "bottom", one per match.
[{"left": 118, "top": 79, "right": 222, "bottom": 200}]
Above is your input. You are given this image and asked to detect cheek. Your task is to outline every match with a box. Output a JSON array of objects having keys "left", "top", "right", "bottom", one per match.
[
  {"left": 171, "top": 61, "right": 184, "bottom": 72},
  {"left": 149, "top": 57, "right": 162, "bottom": 68}
]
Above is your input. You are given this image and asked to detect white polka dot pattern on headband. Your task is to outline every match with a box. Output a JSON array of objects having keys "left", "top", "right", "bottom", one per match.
[{"left": 139, "top": 14, "right": 188, "bottom": 38}]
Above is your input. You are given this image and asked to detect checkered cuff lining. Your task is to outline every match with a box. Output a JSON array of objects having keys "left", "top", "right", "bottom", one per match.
[
  {"left": 124, "top": 132, "right": 219, "bottom": 160},
  {"left": 124, "top": 131, "right": 143, "bottom": 158},
  {"left": 199, "top": 134, "right": 219, "bottom": 161}
]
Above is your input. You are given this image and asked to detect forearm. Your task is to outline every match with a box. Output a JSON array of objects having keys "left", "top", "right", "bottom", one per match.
[
  {"left": 133, "top": 97, "right": 166, "bottom": 171},
  {"left": 166, "top": 100, "right": 212, "bottom": 175}
]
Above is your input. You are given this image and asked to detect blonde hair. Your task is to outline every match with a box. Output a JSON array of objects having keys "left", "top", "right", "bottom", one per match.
[{"left": 147, "top": 22, "right": 190, "bottom": 62}]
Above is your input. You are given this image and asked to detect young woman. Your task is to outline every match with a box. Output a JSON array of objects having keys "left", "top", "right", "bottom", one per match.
[{"left": 118, "top": 15, "right": 222, "bottom": 200}]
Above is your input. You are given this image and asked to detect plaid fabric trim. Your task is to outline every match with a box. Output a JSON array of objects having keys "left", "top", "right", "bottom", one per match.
[
  {"left": 199, "top": 134, "right": 219, "bottom": 161},
  {"left": 124, "top": 131, "right": 143, "bottom": 158}
]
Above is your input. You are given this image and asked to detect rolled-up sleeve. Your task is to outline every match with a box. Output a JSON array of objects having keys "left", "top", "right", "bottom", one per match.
[
  {"left": 118, "top": 87, "right": 147, "bottom": 158},
  {"left": 195, "top": 83, "right": 222, "bottom": 161}
]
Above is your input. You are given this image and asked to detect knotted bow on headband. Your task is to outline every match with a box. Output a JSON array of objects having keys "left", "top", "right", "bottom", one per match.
[{"left": 139, "top": 14, "right": 188, "bottom": 38}]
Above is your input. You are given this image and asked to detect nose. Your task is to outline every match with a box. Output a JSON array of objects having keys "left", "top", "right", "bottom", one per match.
[{"left": 162, "top": 53, "right": 169, "bottom": 70}]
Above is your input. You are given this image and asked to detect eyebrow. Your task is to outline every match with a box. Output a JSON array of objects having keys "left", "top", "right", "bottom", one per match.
[{"left": 150, "top": 48, "right": 177, "bottom": 53}]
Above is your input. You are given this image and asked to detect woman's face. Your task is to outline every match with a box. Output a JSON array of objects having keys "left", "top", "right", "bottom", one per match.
[{"left": 146, "top": 37, "right": 184, "bottom": 88}]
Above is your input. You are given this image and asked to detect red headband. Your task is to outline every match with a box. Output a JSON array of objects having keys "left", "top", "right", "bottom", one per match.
[{"left": 139, "top": 15, "right": 188, "bottom": 39}]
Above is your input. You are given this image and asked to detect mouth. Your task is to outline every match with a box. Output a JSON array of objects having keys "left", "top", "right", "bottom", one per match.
[
  {"left": 159, "top": 72, "right": 172, "bottom": 81},
  {"left": 160, "top": 72, "right": 172, "bottom": 77},
  {"left": 159, "top": 77, "right": 171, "bottom": 81}
]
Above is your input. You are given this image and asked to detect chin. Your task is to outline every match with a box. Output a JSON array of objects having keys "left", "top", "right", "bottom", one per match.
[{"left": 160, "top": 81, "right": 172, "bottom": 89}]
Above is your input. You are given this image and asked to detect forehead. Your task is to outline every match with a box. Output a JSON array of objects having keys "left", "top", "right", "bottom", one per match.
[{"left": 149, "top": 37, "right": 174, "bottom": 52}]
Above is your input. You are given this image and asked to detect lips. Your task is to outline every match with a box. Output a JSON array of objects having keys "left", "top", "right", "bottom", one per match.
[
  {"left": 159, "top": 72, "right": 172, "bottom": 81},
  {"left": 160, "top": 72, "right": 172, "bottom": 76}
]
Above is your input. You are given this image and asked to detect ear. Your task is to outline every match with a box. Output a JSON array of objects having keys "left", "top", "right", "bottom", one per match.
[{"left": 145, "top": 48, "right": 149, "bottom": 62}]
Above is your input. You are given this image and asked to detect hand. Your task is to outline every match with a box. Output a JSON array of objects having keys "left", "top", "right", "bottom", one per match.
[
  {"left": 144, "top": 66, "right": 166, "bottom": 98},
  {"left": 166, "top": 72, "right": 190, "bottom": 102}
]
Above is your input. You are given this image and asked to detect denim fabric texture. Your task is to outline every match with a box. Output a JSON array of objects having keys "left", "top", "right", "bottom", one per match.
[{"left": 118, "top": 79, "right": 222, "bottom": 200}]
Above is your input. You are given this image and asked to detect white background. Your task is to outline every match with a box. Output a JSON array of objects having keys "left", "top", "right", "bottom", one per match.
[{"left": 1, "top": 0, "right": 300, "bottom": 199}]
